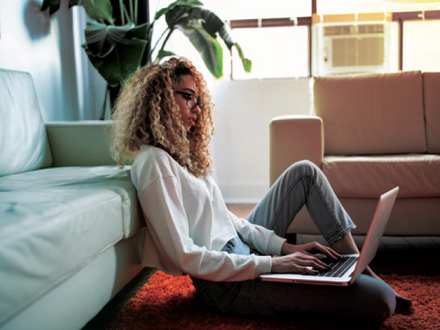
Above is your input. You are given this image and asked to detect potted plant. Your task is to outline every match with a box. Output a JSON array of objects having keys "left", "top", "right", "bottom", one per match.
[{"left": 42, "top": 0, "right": 251, "bottom": 110}]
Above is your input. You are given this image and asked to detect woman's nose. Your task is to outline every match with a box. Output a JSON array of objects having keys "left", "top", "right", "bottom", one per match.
[{"left": 192, "top": 104, "right": 202, "bottom": 114}]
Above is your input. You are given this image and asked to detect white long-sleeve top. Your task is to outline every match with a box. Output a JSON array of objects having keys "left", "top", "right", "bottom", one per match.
[{"left": 130, "top": 146, "right": 286, "bottom": 282}]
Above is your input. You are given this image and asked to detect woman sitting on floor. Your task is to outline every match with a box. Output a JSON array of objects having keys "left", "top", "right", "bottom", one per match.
[{"left": 110, "top": 57, "right": 411, "bottom": 324}]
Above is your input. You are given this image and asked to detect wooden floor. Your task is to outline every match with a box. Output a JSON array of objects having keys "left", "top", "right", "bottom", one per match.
[
  {"left": 227, "top": 203, "right": 440, "bottom": 277},
  {"left": 227, "top": 203, "right": 256, "bottom": 218}
]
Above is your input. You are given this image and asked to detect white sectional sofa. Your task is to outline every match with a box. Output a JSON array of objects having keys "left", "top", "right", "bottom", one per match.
[
  {"left": 270, "top": 71, "right": 440, "bottom": 239},
  {"left": 0, "top": 69, "right": 145, "bottom": 329}
]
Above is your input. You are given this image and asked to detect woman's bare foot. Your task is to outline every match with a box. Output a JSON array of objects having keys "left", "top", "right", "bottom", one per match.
[
  {"left": 395, "top": 292, "right": 413, "bottom": 314},
  {"left": 364, "top": 266, "right": 413, "bottom": 312}
]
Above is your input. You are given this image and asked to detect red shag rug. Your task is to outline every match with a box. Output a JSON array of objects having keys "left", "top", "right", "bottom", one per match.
[{"left": 108, "top": 271, "right": 440, "bottom": 330}]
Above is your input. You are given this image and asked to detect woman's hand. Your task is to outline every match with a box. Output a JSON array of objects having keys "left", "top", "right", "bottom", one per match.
[
  {"left": 271, "top": 241, "right": 341, "bottom": 275},
  {"left": 282, "top": 241, "right": 341, "bottom": 260},
  {"left": 271, "top": 252, "right": 328, "bottom": 274}
]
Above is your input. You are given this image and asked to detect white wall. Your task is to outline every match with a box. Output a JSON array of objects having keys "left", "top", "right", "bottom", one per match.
[
  {"left": 210, "top": 78, "right": 312, "bottom": 203},
  {"left": 0, "top": 0, "right": 105, "bottom": 121}
]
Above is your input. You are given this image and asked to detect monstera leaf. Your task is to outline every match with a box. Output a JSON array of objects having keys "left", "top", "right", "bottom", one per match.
[{"left": 83, "top": 21, "right": 149, "bottom": 87}]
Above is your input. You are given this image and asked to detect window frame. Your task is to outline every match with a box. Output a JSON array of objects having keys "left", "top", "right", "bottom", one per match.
[
  {"left": 228, "top": 17, "right": 312, "bottom": 78},
  {"left": 392, "top": 10, "right": 440, "bottom": 70}
]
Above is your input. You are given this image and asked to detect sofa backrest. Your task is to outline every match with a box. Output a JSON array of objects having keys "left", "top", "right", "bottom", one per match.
[
  {"left": 423, "top": 72, "right": 440, "bottom": 153},
  {"left": 0, "top": 69, "right": 52, "bottom": 177},
  {"left": 313, "top": 71, "right": 426, "bottom": 155}
]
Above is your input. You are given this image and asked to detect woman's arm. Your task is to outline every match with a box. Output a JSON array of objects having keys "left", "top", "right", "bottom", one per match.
[
  {"left": 229, "top": 213, "right": 286, "bottom": 256},
  {"left": 281, "top": 241, "right": 341, "bottom": 258}
]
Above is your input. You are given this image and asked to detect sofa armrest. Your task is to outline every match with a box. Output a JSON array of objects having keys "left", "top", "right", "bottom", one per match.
[
  {"left": 46, "top": 121, "right": 116, "bottom": 167},
  {"left": 270, "top": 115, "right": 324, "bottom": 185}
]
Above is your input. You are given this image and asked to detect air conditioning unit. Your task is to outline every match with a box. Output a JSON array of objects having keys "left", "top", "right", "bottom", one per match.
[{"left": 312, "top": 22, "right": 395, "bottom": 76}]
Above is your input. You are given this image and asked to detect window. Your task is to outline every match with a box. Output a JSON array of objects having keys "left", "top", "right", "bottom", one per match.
[
  {"left": 231, "top": 24, "right": 309, "bottom": 79},
  {"left": 403, "top": 19, "right": 440, "bottom": 71},
  {"left": 203, "top": 0, "right": 312, "bottom": 80}
]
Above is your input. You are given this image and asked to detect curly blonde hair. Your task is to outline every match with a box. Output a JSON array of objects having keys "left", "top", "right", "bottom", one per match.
[{"left": 110, "top": 57, "right": 215, "bottom": 177}]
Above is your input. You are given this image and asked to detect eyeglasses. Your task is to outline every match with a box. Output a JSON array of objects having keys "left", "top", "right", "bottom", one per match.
[{"left": 175, "top": 91, "right": 202, "bottom": 110}]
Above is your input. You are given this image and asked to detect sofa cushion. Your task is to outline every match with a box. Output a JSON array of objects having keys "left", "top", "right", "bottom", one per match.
[
  {"left": 314, "top": 71, "right": 426, "bottom": 155},
  {"left": 423, "top": 72, "right": 440, "bottom": 153},
  {"left": 0, "top": 166, "right": 143, "bottom": 325},
  {"left": 0, "top": 69, "right": 52, "bottom": 176},
  {"left": 322, "top": 154, "right": 440, "bottom": 198}
]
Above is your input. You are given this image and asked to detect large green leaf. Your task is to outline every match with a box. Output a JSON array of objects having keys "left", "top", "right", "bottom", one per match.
[
  {"left": 232, "top": 42, "right": 252, "bottom": 73},
  {"left": 179, "top": 22, "right": 223, "bottom": 78},
  {"left": 83, "top": 21, "right": 149, "bottom": 86},
  {"left": 163, "top": 3, "right": 252, "bottom": 76},
  {"left": 156, "top": 49, "right": 177, "bottom": 62},
  {"left": 168, "top": 6, "right": 223, "bottom": 39},
  {"left": 69, "top": 0, "right": 113, "bottom": 24},
  {"left": 218, "top": 26, "right": 252, "bottom": 73}
]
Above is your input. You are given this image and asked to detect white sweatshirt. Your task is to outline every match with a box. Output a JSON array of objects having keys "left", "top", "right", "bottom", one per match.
[{"left": 130, "top": 146, "right": 286, "bottom": 282}]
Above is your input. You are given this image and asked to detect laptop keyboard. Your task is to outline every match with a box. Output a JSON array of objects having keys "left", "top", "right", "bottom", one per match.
[{"left": 314, "top": 256, "right": 358, "bottom": 278}]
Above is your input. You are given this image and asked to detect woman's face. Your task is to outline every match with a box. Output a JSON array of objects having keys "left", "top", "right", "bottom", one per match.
[{"left": 174, "top": 75, "right": 202, "bottom": 132}]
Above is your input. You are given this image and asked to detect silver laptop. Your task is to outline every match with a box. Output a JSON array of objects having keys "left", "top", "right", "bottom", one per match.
[{"left": 260, "top": 186, "right": 399, "bottom": 287}]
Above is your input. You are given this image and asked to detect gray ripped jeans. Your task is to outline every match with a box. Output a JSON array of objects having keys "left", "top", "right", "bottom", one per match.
[{"left": 192, "top": 161, "right": 396, "bottom": 324}]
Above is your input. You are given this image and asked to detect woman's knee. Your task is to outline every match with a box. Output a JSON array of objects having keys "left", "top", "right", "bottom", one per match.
[
  {"left": 284, "top": 160, "right": 319, "bottom": 179},
  {"left": 281, "top": 160, "right": 322, "bottom": 188},
  {"left": 289, "top": 159, "right": 317, "bottom": 171}
]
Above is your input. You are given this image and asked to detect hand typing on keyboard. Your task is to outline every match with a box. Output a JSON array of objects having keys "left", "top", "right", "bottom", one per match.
[
  {"left": 272, "top": 241, "right": 342, "bottom": 275},
  {"left": 312, "top": 256, "right": 358, "bottom": 277}
]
